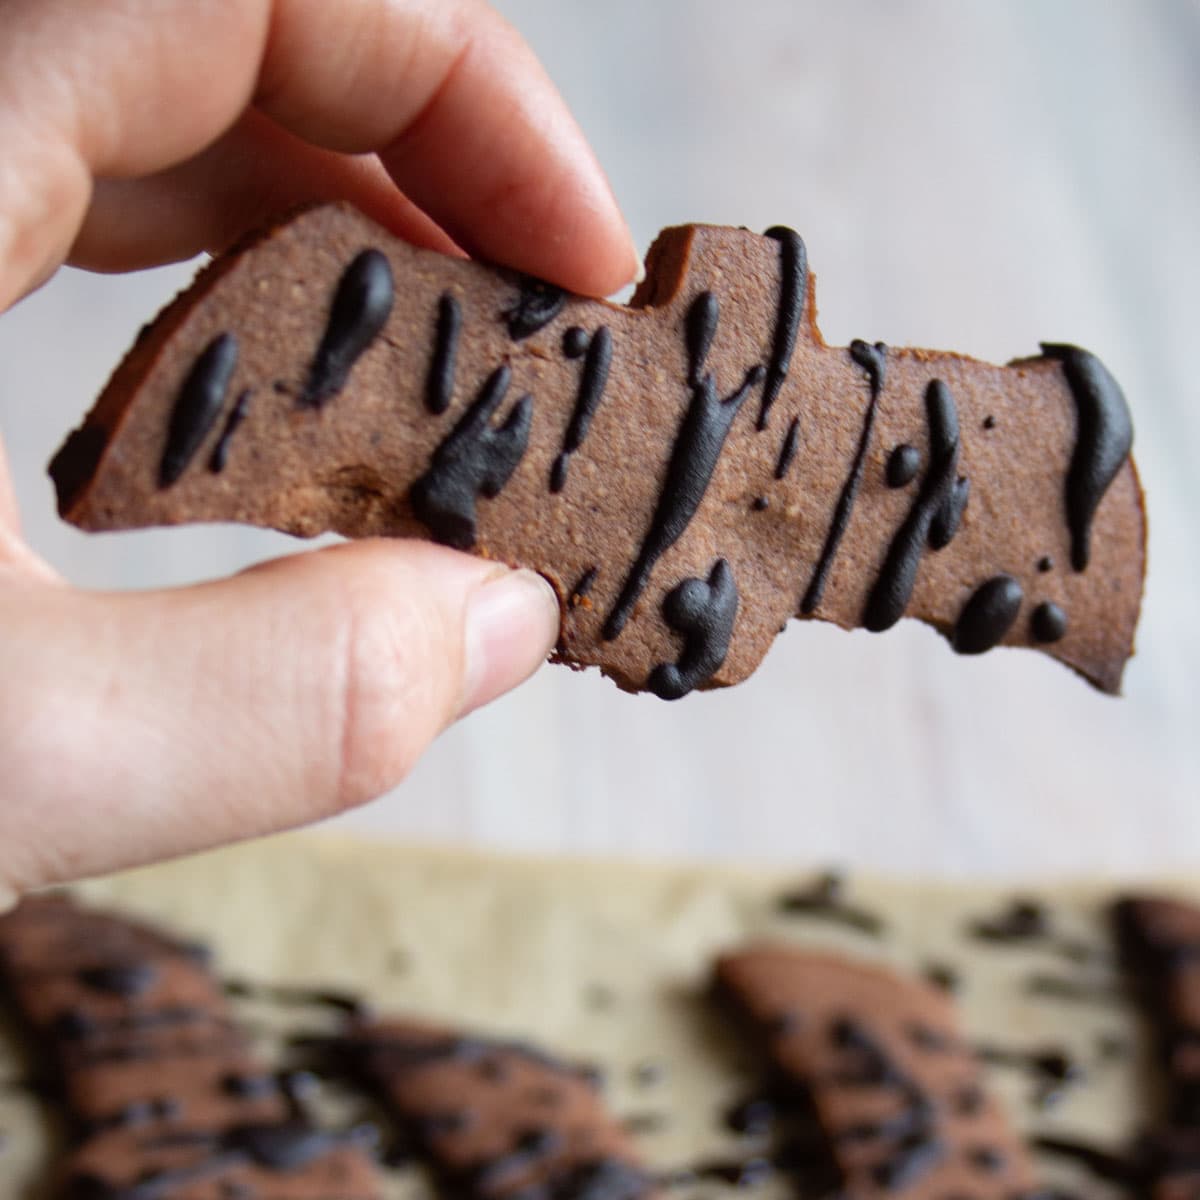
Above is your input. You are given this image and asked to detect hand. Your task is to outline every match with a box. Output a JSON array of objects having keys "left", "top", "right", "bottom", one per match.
[{"left": 0, "top": 0, "right": 640, "bottom": 906}]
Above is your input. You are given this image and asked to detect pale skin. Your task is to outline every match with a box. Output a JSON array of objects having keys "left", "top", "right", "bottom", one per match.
[{"left": 0, "top": 0, "right": 641, "bottom": 907}]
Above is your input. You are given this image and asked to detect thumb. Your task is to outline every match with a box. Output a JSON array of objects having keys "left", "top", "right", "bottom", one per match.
[{"left": 0, "top": 539, "right": 559, "bottom": 897}]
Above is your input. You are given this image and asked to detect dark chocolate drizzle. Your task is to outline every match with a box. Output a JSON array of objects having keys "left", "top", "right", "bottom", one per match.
[
  {"left": 1032, "top": 601, "right": 1068, "bottom": 644},
  {"left": 570, "top": 566, "right": 599, "bottom": 605},
  {"left": 504, "top": 276, "right": 566, "bottom": 340},
  {"left": 1032, "top": 1134, "right": 1141, "bottom": 1187},
  {"left": 922, "top": 962, "right": 960, "bottom": 993},
  {"left": 646, "top": 559, "right": 739, "bottom": 700},
  {"left": 224, "top": 978, "right": 370, "bottom": 1019},
  {"left": 775, "top": 417, "right": 801, "bottom": 480},
  {"left": 299, "top": 248, "right": 394, "bottom": 408},
  {"left": 973, "top": 1043, "right": 1082, "bottom": 1109},
  {"left": 684, "top": 292, "right": 719, "bottom": 385},
  {"left": 426, "top": 292, "right": 462, "bottom": 415},
  {"left": 1040, "top": 343, "right": 1133, "bottom": 571},
  {"left": 207, "top": 388, "right": 249, "bottom": 474},
  {"left": 159, "top": 332, "right": 238, "bottom": 487},
  {"left": 757, "top": 226, "right": 808, "bottom": 430},
  {"left": 800, "top": 340, "right": 886, "bottom": 614},
  {"left": 410, "top": 365, "right": 533, "bottom": 550},
  {"left": 952, "top": 574, "right": 1024, "bottom": 655},
  {"left": 886, "top": 444, "right": 920, "bottom": 488},
  {"left": 776, "top": 872, "right": 885, "bottom": 937},
  {"left": 78, "top": 963, "right": 158, "bottom": 998},
  {"left": 929, "top": 475, "right": 970, "bottom": 549},
  {"left": 969, "top": 898, "right": 1103, "bottom": 965},
  {"left": 604, "top": 292, "right": 763, "bottom": 641},
  {"left": 551, "top": 326, "right": 612, "bottom": 493},
  {"left": 862, "top": 378, "right": 962, "bottom": 632}
]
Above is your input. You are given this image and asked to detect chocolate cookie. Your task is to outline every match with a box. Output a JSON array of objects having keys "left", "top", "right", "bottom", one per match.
[
  {"left": 0, "top": 895, "right": 380, "bottom": 1197},
  {"left": 49, "top": 203, "right": 1144, "bottom": 697},
  {"left": 340, "top": 1018, "right": 657, "bottom": 1200},
  {"left": 713, "top": 944, "right": 1040, "bottom": 1198},
  {"left": 1114, "top": 895, "right": 1200, "bottom": 1199}
]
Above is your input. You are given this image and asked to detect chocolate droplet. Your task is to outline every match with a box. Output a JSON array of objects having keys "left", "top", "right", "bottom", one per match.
[
  {"left": 1031, "top": 601, "right": 1068, "bottom": 644},
  {"left": 886, "top": 444, "right": 921, "bottom": 488},
  {"left": 563, "top": 327, "right": 589, "bottom": 358},
  {"left": 953, "top": 574, "right": 1024, "bottom": 655}
]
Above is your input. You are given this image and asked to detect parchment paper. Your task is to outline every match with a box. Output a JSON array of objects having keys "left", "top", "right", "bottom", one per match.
[{"left": 0, "top": 833, "right": 1176, "bottom": 1198}]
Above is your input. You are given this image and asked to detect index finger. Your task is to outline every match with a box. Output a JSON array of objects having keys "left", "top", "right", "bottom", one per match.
[{"left": 0, "top": 0, "right": 639, "bottom": 310}]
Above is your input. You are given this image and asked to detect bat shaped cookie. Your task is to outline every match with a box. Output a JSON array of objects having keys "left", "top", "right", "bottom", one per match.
[{"left": 50, "top": 204, "right": 1145, "bottom": 698}]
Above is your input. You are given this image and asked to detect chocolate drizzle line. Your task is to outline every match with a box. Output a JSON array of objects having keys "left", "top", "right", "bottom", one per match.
[
  {"left": 863, "top": 379, "right": 963, "bottom": 632},
  {"left": 223, "top": 978, "right": 370, "bottom": 1019},
  {"left": 159, "top": 332, "right": 238, "bottom": 487},
  {"left": 570, "top": 566, "right": 599, "bottom": 605},
  {"left": 800, "top": 340, "right": 885, "bottom": 614},
  {"left": 757, "top": 226, "right": 807, "bottom": 430},
  {"left": 410, "top": 365, "right": 533, "bottom": 550},
  {"left": 776, "top": 872, "right": 885, "bottom": 937},
  {"left": 953, "top": 574, "right": 1024, "bottom": 655},
  {"left": 1032, "top": 1135, "right": 1141, "bottom": 1188},
  {"left": 968, "top": 898, "right": 1104, "bottom": 966},
  {"left": 604, "top": 292, "right": 763, "bottom": 642},
  {"left": 930, "top": 475, "right": 970, "bottom": 549},
  {"left": 207, "top": 389, "right": 249, "bottom": 474},
  {"left": 551, "top": 326, "right": 613, "bottom": 493},
  {"left": 646, "top": 559, "right": 739, "bottom": 700},
  {"left": 299, "top": 248, "right": 394, "bottom": 409},
  {"left": 504, "top": 276, "right": 566, "bottom": 340},
  {"left": 973, "top": 1043, "right": 1082, "bottom": 1109},
  {"left": 775, "top": 418, "right": 801, "bottom": 480},
  {"left": 426, "top": 292, "right": 462, "bottom": 415},
  {"left": 1040, "top": 344, "right": 1133, "bottom": 571}
]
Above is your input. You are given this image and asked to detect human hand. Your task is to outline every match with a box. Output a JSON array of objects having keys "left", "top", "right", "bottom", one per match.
[{"left": 0, "top": 0, "right": 640, "bottom": 906}]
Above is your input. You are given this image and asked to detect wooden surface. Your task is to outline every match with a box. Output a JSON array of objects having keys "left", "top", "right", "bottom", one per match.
[{"left": 0, "top": 1, "right": 1195, "bottom": 877}]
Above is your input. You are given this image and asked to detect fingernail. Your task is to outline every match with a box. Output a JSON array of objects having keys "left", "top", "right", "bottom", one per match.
[
  {"left": 460, "top": 569, "right": 560, "bottom": 715},
  {"left": 631, "top": 252, "right": 646, "bottom": 286}
]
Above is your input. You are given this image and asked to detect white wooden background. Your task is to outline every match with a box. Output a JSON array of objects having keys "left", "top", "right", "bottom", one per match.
[{"left": 0, "top": 1, "right": 1196, "bottom": 877}]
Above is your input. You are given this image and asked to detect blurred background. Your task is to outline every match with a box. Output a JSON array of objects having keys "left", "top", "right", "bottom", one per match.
[{"left": 0, "top": 1, "right": 1196, "bottom": 877}]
